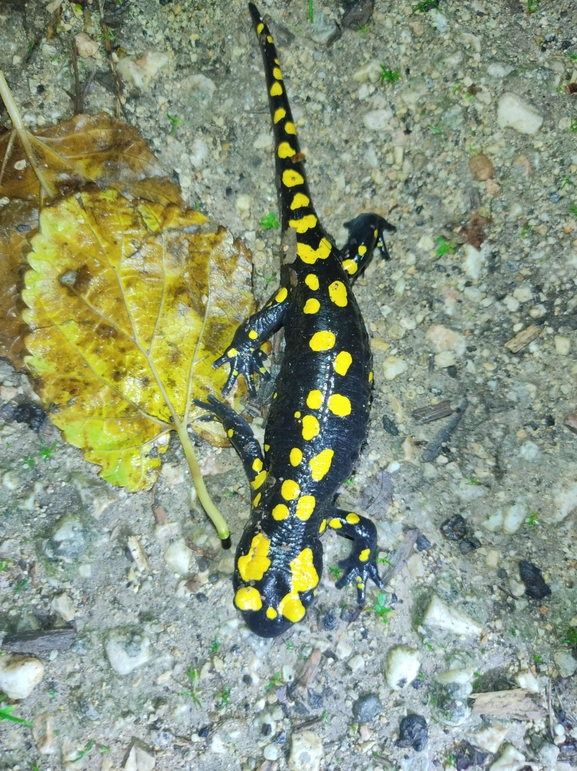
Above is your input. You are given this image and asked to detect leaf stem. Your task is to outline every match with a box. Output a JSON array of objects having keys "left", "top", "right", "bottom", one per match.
[
  {"left": 0, "top": 70, "right": 57, "bottom": 199},
  {"left": 174, "top": 419, "right": 229, "bottom": 540}
]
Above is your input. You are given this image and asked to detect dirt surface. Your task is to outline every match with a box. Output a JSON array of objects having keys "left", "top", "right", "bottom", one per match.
[{"left": 1, "top": 1, "right": 577, "bottom": 769}]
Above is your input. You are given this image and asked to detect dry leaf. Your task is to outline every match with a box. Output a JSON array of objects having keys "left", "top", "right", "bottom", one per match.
[{"left": 22, "top": 188, "right": 254, "bottom": 534}]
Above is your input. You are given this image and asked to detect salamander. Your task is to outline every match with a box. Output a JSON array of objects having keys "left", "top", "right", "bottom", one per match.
[{"left": 196, "top": 3, "right": 395, "bottom": 637}]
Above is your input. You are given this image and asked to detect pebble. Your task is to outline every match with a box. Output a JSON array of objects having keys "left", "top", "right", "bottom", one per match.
[
  {"left": 263, "top": 744, "right": 279, "bottom": 761},
  {"left": 502, "top": 501, "right": 527, "bottom": 534},
  {"left": 425, "top": 324, "right": 466, "bottom": 356},
  {"left": 116, "top": 53, "right": 169, "bottom": 92},
  {"left": 335, "top": 635, "right": 353, "bottom": 660},
  {"left": 353, "top": 60, "right": 382, "bottom": 83},
  {"left": 488, "top": 743, "right": 525, "bottom": 770},
  {"left": 105, "top": 630, "right": 152, "bottom": 675},
  {"left": 514, "top": 669, "right": 540, "bottom": 693},
  {"left": 51, "top": 592, "right": 76, "bottom": 622},
  {"left": 123, "top": 740, "right": 156, "bottom": 771},
  {"left": 553, "top": 468, "right": 577, "bottom": 520},
  {"left": 32, "top": 711, "right": 56, "bottom": 755},
  {"left": 189, "top": 137, "right": 209, "bottom": 169},
  {"left": 463, "top": 244, "right": 484, "bottom": 279},
  {"left": 538, "top": 742, "right": 559, "bottom": 770},
  {"left": 553, "top": 650, "right": 577, "bottom": 678},
  {"left": 44, "top": 514, "right": 88, "bottom": 562},
  {"left": 288, "top": 730, "right": 323, "bottom": 771},
  {"left": 235, "top": 194, "right": 252, "bottom": 213},
  {"left": 363, "top": 108, "right": 393, "bottom": 131},
  {"left": 352, "top": 692, "right": 382, "bottom": 722},
  {"left": 382, "top": 355, "right": 407, "bottom": 380},
  {"left": 74, "top": 32, "right": 98, "bottom": 57},
  {"left": 468, "top": 722, "right": 509, "bottom": 754},
  {"left": 455, "top": 743, "right": 490, "bottom": 769},
  {"left": 0, "top": 654, "right": 45, "bottom": 699},
  {"left": 163, "top": 539, "right": 194, "bottom": 575},
  {"left": 496, "top": 93, "right": 543, "bottom": 135},
  {"left": 348, "top": 654, "right": 365, "bottom": 673},
  {"left": 422, "top": 595, "right": 482, "bottom": 636},
  {"left": 396, "top": 714, "right": 428, "bottom": 751},
  {"left": 554, "top": 335, "right": 571, "bottom": 355},
  {"left": 436, "top": 665, "right": 475, "bottom": 686},
  {"left": 518, "top": 560, "right": 551, "bottom": 600},
  {"left": 469, "top": 154, "right": 494, "bottom": 181},
  {"left": 385, "top": 645, "right": 421, "bottom": 690}
]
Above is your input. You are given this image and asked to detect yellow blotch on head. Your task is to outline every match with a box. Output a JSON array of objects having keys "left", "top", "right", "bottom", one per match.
[
  {"left": 358, "top": 244, "right": 367, "bottom": 256},
  {"left": 278, "top": 591, "right": 306, "bottom": 623},
  {"left": 235, "top": 586, "right": 262, "bottom": 611},
  {"left": 284, "top": 122, "right": 296, "bottom": 134},
  {"left": 306, "top": 389, "right": 323, "bottom": 410},
  {"left": 346, "top": 512, "right": 360, "bottom": 525},
  {"left": 334, "top": 350, "right": 352, "bottom": 376},
  {"left": 275, "top": 286, "right": 288, "bottom": 303},
  {"left": 282, "top": 169, "right": 304, "bottom": 188},
  {"left": 251, "top": 470, "right": 267, "bottom": 489},
  {"left": 281, "top": 479, "right": 300, "bottom": 501},
  {"left": 302, "top": 414, "right": 320, "bottom": 440},
  {"left": 343, "top": 259, "right": 358, "bottom": 275},
  {"left": 237, "top": 533, "right": 271, "bottom": 582},
  {"left": 291, "top": 193, "right": 310, "bottom": 210},
  {"left": 273, "top": 107, "right": 286, "bottom": 124},
  {"left": 289, "top": 447, "right": 303, "bottom": 466},
  {"left": 304, "top": 273, "right": 319, "bottom": 290},
  {"left": 270, "top": 82, "right": 283, "bottom": 97},
  {"left": 266, "top": 606, "right": 278, "bottom": 619},
  {"left": 288, "top": 214, "right": 317, "bottom": 234},
  {"left": 278, "top": 141, "right": 296, "bottom": 159},
  {"left": 303, "top": 298, "right": 320, "bottom": 314},
  {"left": 328, "top": 280, "right": 348, "bottom": 307},
  {"left": 309, "top": 448, "right": 334, "bottom": 481},
  {"left": 309, "top": 330, "right": 336, "bottom": 352},
  {"left": 272, "top": 66, "right": 283, "bottom": 80},
  {"left": 252, "top": 458, "right": 263, "bottom": 472},
  {"left": 248, "top": 329, "right": 258, "bottom": 340},
  {"left": 329, "top": 518, "right": 342, "bottom": 529},
  {"left": 359, "top": 548, "right": 371, "bottom": 563},
  {"left": 290, "top": 547, "right": 319, "bottom": 593},
  {"left": 328, "top": 393, "right": 351, "bottom": 417},
  {"left": 256, "top": 23, "right": 264, "bottom": 34},
  {"left": 252, "top": 492, "right": 262, "bottom": 508},
  {"left": 319, "top": 519, "right": 327, "bottom": 534},
  {"left": 272, "top": 503, "right": 289, "bottom": 521},
  {"left": 295, "top": 495, "right": 316, "bottom": 521}
]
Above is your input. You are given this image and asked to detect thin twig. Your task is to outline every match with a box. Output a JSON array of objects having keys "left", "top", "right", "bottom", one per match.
[{"left": 422, "top": 395, "right": 468, "bottom": 462}]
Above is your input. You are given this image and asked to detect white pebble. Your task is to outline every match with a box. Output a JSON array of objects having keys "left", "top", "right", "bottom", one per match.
[
  {"left": 497, "top": 93, "right": 543, "bottom": 135},
  {"left": 264, "top": 744, "right": 279, "bottom": 761},
  {"left": 515, "top": 669, "right": 540, "bottom": 693},
  {"left": 554, "top": 336, "right": 571, "bottom": 355},
  {"left": 382, "top": 355, "right": 407, "bottom": 381},
  {"left": 160, "top": 462, "right": 184, "bottom": 485},
  {"left": 553, "top": 650, "right": 577, "bottom": 678},
  {"left": 503, "top": 501, "right": 527, "bottom": 534},
  {"left": 363, "top": 108, "right": 393, "bottom": 131},
  {"left": 163, "top": 538, "right": 194, "bottom": 575},
  {"left": 289, "top": 731, "right": 323, "bottom": 771},
  {"left": 435, "top": 350, "right": 457, "bottom": 368},
  {"left": 123, "top": 741, "right": 156, "bottom": 771},
  {"left": 105, "top": 631, "right": 152, "bottom": 676},
  {"left": 353, "top": 59, "right": 382, "bottom": 83},
  {"left": 503, "top": 295, "right": 520, "bottom": 312},
  {"left": 51, "top": 592, "right": 76, "bottom": 621},
  {"left": 0, "top": 654, "right": 45, "bottom": 699},
  {"left": 385, "top": 645, "right": 421, "bottom": 690},
  {"left": 464, "top": 244, "right": 483, "bottom": 280},
  {"left": 485, "top": 549, "right": 500, "bottom": 568},
  {"left": 482, "top": 511, "right": 503, "bottom": 531},
  {"left": 429, "top": 9, "right": 449, "bottom": 32},
  {"left": 489, "top": 743, "right": 525, "bottom": 770},
  {"left": 335, "top": 636, "right": 353, "bottom": 660},
  {"left": 519, "top": 441, "right": 540, "bottom": 460},
  {"left": 348, "top": 654, "right": 365, "bottom": 673},
  {"left": 32, "top": 711, "right": 56, "bottom": 755},
  {"left": 423, "top": 595, "right": 482, "bottom": 636},
  {"left": 116, "top": 52, "right": 169, "bottom": 91},
  {"left": 74, "top": 32, "right": 98, "bottom": 58},
  {"left": 426, "top": 323, "right": 466, "bottom": 356},
  {"left": 2, "top": 470, "right": 20, "bottom": 491},
  {"left": 436, "top": 665, "right": 476, "bottom": 685},
  {"left": 468, "top": 722, "right": 509, "bottom": 754},
  {"left": 553, "top": 467, "right": 577, "bottom": 521},
  {"left": 513, "top": 285, "right": 532, "bottom": 303},
  {"left": 189, "top": 137, "right": 209, "bottom": 169}
]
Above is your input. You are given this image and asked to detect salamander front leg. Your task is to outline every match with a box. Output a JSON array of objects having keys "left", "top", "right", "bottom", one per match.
[{"left": 327, "top": 508, "right": 383, "bottom": 605}]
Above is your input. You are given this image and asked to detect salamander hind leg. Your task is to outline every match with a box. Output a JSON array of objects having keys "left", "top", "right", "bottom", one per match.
[{"left": 327, "top": 508, "right": 384, "bottom": 605}]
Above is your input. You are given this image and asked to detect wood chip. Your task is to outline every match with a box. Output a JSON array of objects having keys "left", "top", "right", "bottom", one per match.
[
  {"left": 563, "top": 411, "right": 577, "bottom": 435},
  {"left": 470, "top": 689, "right": 545, "bottom": 720},
  {"left": 411, "top": 400, "right": 453, "bottom": 424},
  {"left": 287, "top": 648, "right": 322, "bottom": 698},
  {"left": 1, "top": 628, "right": 76, "bottom": 654},
  {"left": 422, "top": 396, "right": 468, "bottom": 462},
  {"left": 127, "top": 535, "right": 150, "bottom": 572},
  {"left": 505, "top": 324, "right": 541, "bottom": 353}
]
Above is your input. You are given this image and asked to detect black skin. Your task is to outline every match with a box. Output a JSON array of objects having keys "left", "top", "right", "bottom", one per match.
[{"left": 195, "top": 4, "right": 395, "bottom": 637}]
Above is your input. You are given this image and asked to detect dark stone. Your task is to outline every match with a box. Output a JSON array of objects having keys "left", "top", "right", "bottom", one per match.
[
  {"left": 321, "top": 609, "right": 338, "bottom": 630},
  {"left": 396, "top": 713, "right": 428, "bottom": 751},
  {"left": 455, "top": 741, "right": 490, "bottom": 770},
  {"left": 416, "top": 534, "right": 432, "bottom": 551},
  {"left": 440, "top": 514, "right": 468, "bottom": 541},
  {"left": 352, "top": 693, "right": 382, "bottom": 722},
  {"left": 519, "top": 560, "right": 551, "bottom": 600},
  {"left": 308, "top": 689, "right": 323, "bottom": 709},
  {"left": 12, "top": 403, "right": 46, "bottom": 432},
  {"left": 459, "top": 536, "right": 481, "bottom": 554},
  {"left": 382, "top": 415, "right": 399, "bottom": 435},
  {"left": 342, "top": 0, "right": 375, "bottom": 29},
  {"left": 198, "top": 725, "right": 211, "bottom": 738}
]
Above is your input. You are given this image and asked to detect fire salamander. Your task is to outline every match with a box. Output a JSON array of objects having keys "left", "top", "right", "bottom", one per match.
[{"left": 196, "top": 3, "right": 395, "bottom": 637}]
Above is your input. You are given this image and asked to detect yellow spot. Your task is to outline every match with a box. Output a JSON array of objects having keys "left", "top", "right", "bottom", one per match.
[
  {"left": 358, "top": 244, "right": 367, "bottom": 256},
  {"left": 278, "top": 141, "right": 296, "bottom": 159},
  {"left": 284, "top": 122, "right": 296, "bottom": 134},
  {"left": 227, "top": 348, "right": 238, "bottom": 357},
  {"left": 309, "top": 449, "right": 334, "bottom": 481},
  {"left": 309, "top": 330, "right": 336, "bottom": 351},
  {"left": 295, "top": 495, "right": 316, "bottom": 521},
  {"left": 272, "top": 503, "right": 289, "bottom": 520},
  {"left": 297, "top": 237, "right": 332, "bottom": 265},
  {"left": 359, "top": 548, "right": 370, "bottom": 563},
  {"left": 290, "top": 548, "right": 319, "bottom": 593},
  {"left": 252, "top": 492, "right": 261, "bottom": 508},
  {"left": 267, "top": 35, "right": 273, "bottom": 43},
  {"left": 270, "top": 82, "right": 283, "bottom": 97},
  {"left": 251, "top": 470, "right": 267, "bottom": 490},
  {"left": 328, "top": 280, "right": 348, "bottom": 307},
  {"left": 266, "top": 606, "right": 278, "bottom": 619},
  {"left": 281, "top": 479, "right": 300, "bottom": 501},
  {"left": 357, "top": 581, "right": 365, "bottom": 590},
  {"left": 282, "top": 169, "right": 304, "bottom": 188},
  {"left": 303, "top": 298, "right": 320, "bottom": 314},
  {"left": 334, "top": 351, "right": 352, "bottom": 376},
  {"left": 328, "top": 393, "right": 351, "bottom": 417},
  {"left": 288, "top": 214, "right": 318, "bottom": 233},
  {"left": 275, "top": 286, "right": 288, "bottom": 303},
  {"left": 319, "top": 519, "right": 327, "bottom": 534},
  {"left": 306, "top": 389, "right": 323, "bottom": 410},
  {"left": 256, "top": 23, "right": 264, "bottom": 34},
  {"left": 237, "top": 533, "right": 271, "bottom": 582},
  {"left": 249, "top": 330, "right": 258, "bottom": 340},
  {"left": 291, "top": 193, "right": 310, "bottom": 210},
  {"left": 290, "top": 447, "right": 303, "bottom": 466},
  {"left": 235, "top": 586, "right": 262, "bottom": 611},
  {"left": 252, "top": 458, "right": 263, "bottom": 472},
  {"left": 274, "top": 58, "right": 279, "bottom": 64},
  {"left": 343, "top": 259, "right": 358, "bottom": 275},
  {"left": 329, "top": 518, "right": 342, "bottom": 529},
  {"left": 294, "top": 410, "right": 301, "bottom": 419},
  {"left": 374, "top": 229, "right": 378, "bottom": 237},
  {"left": 272, "top": 66, "right": 283, "bottom": 80},
  {"left": 227, "top": 428, "right": 234, "bottom": 438},
  {"left": 346, "top": 512, "right": 360, "bottom": 525},
  {"left": 278, "top": 591, "right": 306, "bottom": 622},
  {"left": 302, "top": 414, "right": 320, "bottom": 441},
  {"left": 305, "top": 273, "right": 319, "bottom": 290},
  {"left": 233, "top": 369, "right": 239, "bottom": 376},
  {"left": 273, "top": 107, "right": 286, "bottom": 123},
  {"left": 368, "top": 371, "right": 373, "bottom": 382}
]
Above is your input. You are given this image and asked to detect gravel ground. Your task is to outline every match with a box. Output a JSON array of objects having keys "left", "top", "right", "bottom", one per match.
[{"left": 1, "top": 1, "right": 577, "bottom": 769}]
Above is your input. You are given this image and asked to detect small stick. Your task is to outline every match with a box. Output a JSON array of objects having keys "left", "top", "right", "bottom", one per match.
[
  {"left": 1, "top": 628, "right": 76, "bottom": 654},
  {"left": 422, "top": 396, "right": 468, "bottom": 462}
]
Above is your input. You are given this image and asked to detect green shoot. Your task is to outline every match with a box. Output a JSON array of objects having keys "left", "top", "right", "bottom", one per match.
[
  {"left": 39, "top": 440, "right": 57, "bottom": 461},
  {"left": 24, "top": 455, "right": 35, "bottom": 469},
  {"left": 571, "top": 120, "right": 577, "bottom": 133},
  {"left": 526, "top": 512, "right": 539, "bottom": 527},
  {"left": 260, "top": 211, "right": 279, "bottom": 229},
  {"left": 14, "top": 578, "right": 30, "bottom": 594},
  {"left": 72, "top": 739, "right": 94, "bottom": 763},
  {"left": 519, "top": 223, "right": 532, "bottom": 237},
  {"left": 570, "top": 203, "right": 577, "bottom": 217},
  {"left": 0, "top": 704, "right": 32, "bottom": 726},
  {"left": 308, "top": 0, "right": 314, "bottom": 22},
  {"left": 534, "top": 654, "right": 543, "bottom": 664},
  {"left": 566, "top": 52, "right": 577, "bottom": 61},
  {"left": 372, "top": 592, "right": 392, "bottom": 624},
  {"left": 216, "top": 686, "right": 230, "bottom": 711},
  {"left": 527, "top": 0, "right": 538, "bottom": 11},
  {"left": 435, "top": 236, "right": 458, "bottom": 256},
  {"left": 0, "top": 560, "right": 12, "bottom": 571},
  {"left": 466, "top": 477, "right": 480, "bottom": 486},
  {"left": 166, "top": 113, "right": 182, "bottom": 136},
  {"left": 286, "top": 641, "right": 295, "bottom": 651},
  {"left": 343, "top": 477, "right": 355, "bottom": 490},
  {"left": 181, "top": 667, "right": 201, "bottom": 707},
  {"left": 265, "top": 672, "right": 282, "bottom": 692},
  {"left": 563, "top": 628, "right": 577, "bottom": 647},
  {"left": 376, "top": 556, "right": 390, "bottom": 565},
  {"left": 328, "top": 566, "right": 341, "bottom": 579},
  {"left": 380, "top": 66, "right": 400, "bottom": 84},
  {"left": 210, "top": 637, "right": 219, "bottom": 653},
  {"left": 429, "top": 125, "right": 444, "bottom": 135},
  {"left": 413, "top": 0, "right": 440, "bottom": 12}
]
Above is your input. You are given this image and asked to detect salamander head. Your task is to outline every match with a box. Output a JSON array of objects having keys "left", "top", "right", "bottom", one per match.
[{"left": 343, "top": 213, "right": 396, "bottom": 264}]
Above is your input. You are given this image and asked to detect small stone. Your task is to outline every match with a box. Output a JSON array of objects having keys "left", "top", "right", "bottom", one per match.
[
  {"left": 396, "top": 714, "right": 428, "bottom": 751},
  {"left": 348, "top": 654, "right": 365, "bottom": 673},
  {"left": 518, "top": 560, "right": 551, "bottom": 600},
  {"left": 363, "top": 109, "right": 393, "bottom": 131},
  {"left": 435, "top": 350, "right": 457, "bottom": 368},
  {"left": 263, "top": 744, "right": 279, "bottom": 761},
  {"left": 353, "top": 60, "right": 382, "bottom": 84},
  {"left": 553, "top": 467, "right": 577, "bottom": 520},
  {"left": 12, "top": 402, "right": 46, "bottom": 432},
  {"left": 468, "top": 722, "right": 509, "bottom": 754},
  {"left": 537, "top": 742, "right": 559, "bottom": 770},
  {"left": 32, "top": 711, "right": 56, "bottom": 754},
  {"left": 385, "top": 646, "right": 421, "bottom": 690},
  {"left": 382, "top": 355, "right": 407, "bottom": 381},
  {"left": 352, "top": 692, "right": 382, "bottom": 722},
  {"left": 463, "top": 244, "right": 483, "bottom": 279},
  {"left": 455, "top": 742, "right": 490, "bottom": 770},
  {"left": 335, "top": 636, "right": 353, "bottom": 660},
  {"left": 426, "top": 324, "right": 466, "bottom": 356},
  {"left": 564, "top": 412, "right": 577, "bottom": 435},
  {"left": 469, "top": 154, "right": 494, "bottom": 181},
  {"left": 436, "top": 666, "right": 475, "bottom": 686},
  {"left": 554, "top": 336, "right": 571, "bottom": 355},
  {"left": 160, "top": 462, "right": 184, "bottom": 485},
  {"left": 123, "top": 740, "right": 156, "bottom": 771},
  {"left": 189, "top": 137, "right": 209, "bottom": 169},
  {"left": 553, "top": 650, "right": 577, "bottom": 678},
  {"left": 235, "top": 194, "right": 252, "bottom": 212},
  {"left": 45, "top": 514, "right": 89, "bottom": 562},
  {"left": 0, "top": 654, "right": 45, "bottom": 699},
  {"left": 51, "top": 592, "right": 76, "bottom": 622},
  {"left": 163, "top": 538, "right": 194, "bottom": 575},
  {"left": 288, "top": 730, "right": 323, "bottom": 771},
  {"left": 440, "top": 514, "right": 468, "bottom": 541},
  {"left": 74, "top": 32, "right": 99, "bottom": 57},
  {"left": 489, "top": 743, "right": 525, "bottom": 770},
  {"left": 423, "top": 595, "right": 482, "bottom": 636},
  {"left": 515, "top": 669, "right": 540, "bottom": 693},
  {"left": 105, "top": 630, "right": 152, "bottom": 675},
  {"left": 117, "top": 52, "right": 169, "bottom": 92},
  {"left": 497, "top": 93, "right": 543, "bottom": 135},
  {"left": 503, "top": 501, "right": 527, "bottom": 534}
]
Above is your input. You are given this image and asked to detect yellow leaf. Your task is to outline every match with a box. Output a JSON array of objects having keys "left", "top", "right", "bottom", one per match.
[{"left": 22, "top": 187, "right": 255, "bottom": 538}]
